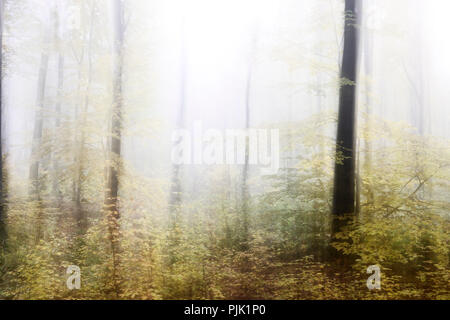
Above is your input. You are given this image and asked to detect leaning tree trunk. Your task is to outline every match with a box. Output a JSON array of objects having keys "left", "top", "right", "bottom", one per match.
[
  {"left": 330, "top": 0, "right": 360, "bottom": 266},
  {"left": 104, "top": 0, "right": 125, "bottom": 297}
]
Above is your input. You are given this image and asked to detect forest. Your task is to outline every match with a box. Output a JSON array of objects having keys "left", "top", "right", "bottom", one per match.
[{"left": 0, "top": 0, "right": 449, "bottom": 300}]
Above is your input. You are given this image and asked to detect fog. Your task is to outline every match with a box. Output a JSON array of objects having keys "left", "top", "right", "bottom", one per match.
[
  {"left": 0, "top": 0, "right": 448, "bottom": 300},
  {"left": 4, "top": 1, "right": 450, "bottom": 175}
]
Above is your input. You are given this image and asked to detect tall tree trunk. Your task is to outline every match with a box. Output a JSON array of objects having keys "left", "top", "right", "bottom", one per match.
[
  {"left": 52, "top": 3, "right": 64, "bottom": 202},
  {"left": 104, "top": 0, "right": 124, "bottom": 297},
  {"left": 52, "top": 53, "right": 64, "bottom": 200},
  {"left": 29, "top": 58, "right": 49, "bottom": 197},
  {"left": 363, "top": 7, "right": 374, "bottom": 204},
  {"left": 240, "top": 30, "right": 257, "bottom": 251},
  {"left": 29, "top": 22, "right": 51, "bottom": 243},
  {"left": 168, "top": 55, "right": 185, "bottom": 211},
  {"left": 355, "top": 138, "right": 361, "bottom": 215},
  {"left": 29, "top": 27, "right": 50, "bottom": 199},
  {"left": 0, "top": 0, "right": 5, "bottom": 247},
  {"left": 74, "top": 3, "right": 95, "bottom": 232},
  {"left": 313, "top": 42, "right": 326, "bottom": 261},
  {"left": 72, "top": 16, "right": 88, "bottom": 204},
  {"left": 167, "top": 16, "right": 186, "bottom": 264},
  {"left": 409, "top": 3, "right": 426, "bottom": 197},
  {"left": 330, "top": 0, "right": 360, "bottom": 265}
]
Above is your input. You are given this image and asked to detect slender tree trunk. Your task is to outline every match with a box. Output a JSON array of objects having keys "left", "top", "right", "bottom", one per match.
[
  {"left": 240, "top": 74, "right": 250, "bottom": 251},
  {"left": 167, "top": 16, "right": 186, "bottom": 264},
  {"left": 363, "top": 10, "right": 374, "bottom": 204},
  {"left": 104, "top": 0, "right": 124, "bottom": 297},
  {"left": 285, "top": 69, "right": 294, "bottom": 189},
  {"left": 29, "top": 21, "right": 51, "bottom": 243},
  {"left": 168, "top": 61, "right": 185, "bottom": 211},
  {"left": 330, "top": 0, "right": 360, "bottom": 265},
  {"left": 240, "top": 31, "right": 257, "bottom": 251},
  {"left": 74, "top": 3, "right": 95, "bottom": 232},
  {"left": 0, "top": 0, "right": 5, "bottom": 247},
  {"left": 314, "top": 54, "right": 326, "bottom": 261},
  {"left": 29, "top": 32, "right": 50, "bottom": 198},
  {"left": 410, "top": 6, "right": 426, "bottom": 198},
  {"left": 72, "top": 27, "right": 87, "bottom": 203},
  {"left": 355, "top": 138, "right": 361, "bottom": 215},
  {"left": 52, "top": 3, "right": 64, "bottom": 202},
  {"left": 52, "top": 53, "right": 64, "bottom": 199}
]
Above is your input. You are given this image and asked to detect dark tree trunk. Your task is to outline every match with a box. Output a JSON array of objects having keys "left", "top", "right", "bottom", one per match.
[
  {"left": 104, "top": 0, "right": 124, "bottom": 296},
  {"left": 0, "top": 0, "right": 5, "bottom": 247},
  {"left": 330, "top": 0, "right": 360, "bottom": 264}
]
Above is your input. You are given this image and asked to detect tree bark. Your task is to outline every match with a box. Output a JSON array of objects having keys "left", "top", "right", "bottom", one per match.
[
  {"left": 0, "top": 0, "right": 5, "bottom": 247},
  {"left": 330, "top": 0, "right": 360, "bottom": 264},
  {"left": 104, "top": 0, "right": 125, "bottom": 297}
]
